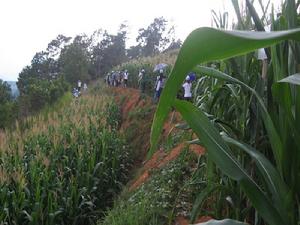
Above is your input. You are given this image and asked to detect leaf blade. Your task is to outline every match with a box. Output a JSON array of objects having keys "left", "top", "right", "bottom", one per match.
[
  {"left": 173, "top": 99, "right": 284, "bottom": 225},
  {"left": 150, "top": 27, "right": 300, "bottom": 155}
]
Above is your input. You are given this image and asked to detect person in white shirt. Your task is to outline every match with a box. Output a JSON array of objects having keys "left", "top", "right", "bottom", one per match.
[
  {"left": 257, "top": 25, "right": 270, "bottom": 81},
  {"left": 138, "top": 69, "right": 146, "bottom": 93},
  {"left": 153, "top": 69, "right": 166, "bottom": 103},
  {"left": 154, "top": 75, "right": 162, "bottom": 103},
  {"left": 83, "top": 83, "right": 87, "bottom": 91},
  {"left": 258, "top": 48, "right": 268, "bottom": 80},
  {"left": 123, "top": 70, "right": 129, "bottom": 87},
  {"left": 182, "top": 76, "right": 192, "bottom": 101},
  {"left": 77, "top": 80, "right": 82, "bottom": 91}
]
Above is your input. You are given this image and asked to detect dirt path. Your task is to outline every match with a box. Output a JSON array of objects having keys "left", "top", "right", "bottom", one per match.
[
  {"left": 111, "top": 87, "right": 208, "bottom": 224},
  {"left": 111, "top": 87, "right": 155, "bottom": 167},
  {"left": 111, "top": 87, "right": 206, "bottom": 186}
]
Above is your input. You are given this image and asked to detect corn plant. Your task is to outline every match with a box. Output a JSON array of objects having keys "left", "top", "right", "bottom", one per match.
[
  {"left": 150, "top": 26, "right": 300, "bottom": 225},
  {"left": 0, "top": 94, "right": 132, "bottom": 224}
]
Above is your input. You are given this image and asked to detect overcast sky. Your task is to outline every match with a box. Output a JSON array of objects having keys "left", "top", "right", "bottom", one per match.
[{"left": 0, "top": 0, "right": 279, "bottom": 81}]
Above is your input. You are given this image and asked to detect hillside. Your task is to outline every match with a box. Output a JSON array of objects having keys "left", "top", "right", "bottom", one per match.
[
  {"left": 0, "top": 81, "right": 211, "bottom": 225},
  {"left": 98, "top": 86, "right": 212, "bottom": 225},
  {"left": 0, "top": 85, "right": 132, "bottom": 224}
]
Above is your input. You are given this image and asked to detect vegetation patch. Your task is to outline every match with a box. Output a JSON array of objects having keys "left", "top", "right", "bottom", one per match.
[
  {"left": 99, "top": 150, "right": 196, "bottom": 225},
  {"left": 0, "top": 94, "right": 132, "bottom": 225}
]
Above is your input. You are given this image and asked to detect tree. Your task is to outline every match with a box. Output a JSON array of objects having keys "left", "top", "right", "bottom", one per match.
[
  {"left": 17, "top": 35, "right": 71, "bottom": 115},
  {"left": 0, "top": 80, "right": 11, "bottom": 104},
  {"left": 0, "top": 80, "right": 14, "bottom": 129},
  {"left": 47, "top": 34, "right": 72, "bottom": 58},
  {"left": 59, "top": 41, "right": 90, "bottom": 84},
  {"left": 127, "top": 44, "right": 143, "bottom": 60},
  {"left": 90, "top": 24, "right": 128, "bottom": 77},
  {"left": 163, "top": 39, "right": 182, "bottom": 52},
  {"left": 136, "top": 17, "right": 171, "bottom": 57}
]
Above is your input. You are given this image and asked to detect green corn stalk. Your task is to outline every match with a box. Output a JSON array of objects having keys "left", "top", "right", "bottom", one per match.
[
  {"left": 150, "top": 27, "right": 300, "bottom": 225},
  {"left": 0, "top": 94, "right": 131, "bottom": 224}
]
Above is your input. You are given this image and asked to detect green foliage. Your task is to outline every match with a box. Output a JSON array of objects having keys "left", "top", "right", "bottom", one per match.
[
  {"left": 59, "top": 41, "right": 90, "bottom": 84},
  {"left": 118, "top": 63, "right": 155, "bottom": 93},
  {"left": 0, "top": 80, "right": 16, "bottom": 129},
  {"left": 0, "top": 79, "right": 12, "bottom": 103},
  {"left": 150, "top": 27, "right": 300, "bottom": 225},
  {"left": 0, "top": 95, "right": 132, "bottom": 225},
  {"left": 137, "top": 17, "right": 171, "bottom": 57},
  {"left": 18, "top": 77, "right": 69, "bottom": 113},
  {"left": 99, "top": 151, "right": 192, "bottom": 225},
  {"left": 105, "top": 101, "right": 122, "bottom": 130},
  {"left": 113, "top": 50, "right": 178, "bottom": 96},
  {"left": 17, "top": 35, "right": 72, "bottom": 116},
  {"left": 150, "top": 27, "right": 300, "bottom": 154},
  {"left": 91, "top": 28, "right": 127, "bottom": 77}
]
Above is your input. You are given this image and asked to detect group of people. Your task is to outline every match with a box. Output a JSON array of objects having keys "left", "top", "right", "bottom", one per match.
[
  {"left": 153, "top": 69, "right": 193, "bottom": 103},
  {"left": 72, "top": 80, "right": 88, "bottom": 98},
  {"left": 105, "top": 70, "right": 129, "bottom": 87},
  {"left": 104, "top": 66, "right": 194, "bottom": 103}
]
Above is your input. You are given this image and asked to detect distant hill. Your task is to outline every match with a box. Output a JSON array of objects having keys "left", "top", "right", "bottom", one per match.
[{"left": 6, "top": 81, "right": 19, "bottom": 98}]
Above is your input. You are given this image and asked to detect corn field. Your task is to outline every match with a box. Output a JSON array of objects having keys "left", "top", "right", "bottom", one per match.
[{"left": 0, "top": 93, "right": 131, "bottom": 224}]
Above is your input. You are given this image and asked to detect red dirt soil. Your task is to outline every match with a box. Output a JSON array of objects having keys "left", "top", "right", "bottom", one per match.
[
  {"left": 129, "top": 143, "right": 205, "bottom": 192},
  {"left": 111, "top": 87, "right": 210, "bottom": 224},
  {"left": 111, "top": 86, "right": 206, "bottom": 190},
  {"left": 112, "top": 87, "right": 154, "bottom": 155}
]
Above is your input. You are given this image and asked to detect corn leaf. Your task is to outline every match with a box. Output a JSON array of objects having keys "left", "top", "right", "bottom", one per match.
[
  {"left": 222, "top": 135, "right": 291, "bottom": 221},
  {"left": 192, "top": 66, "right": 284, "bottom": 173},
  {"left": 278, "top": 73, "right": 300, "bottom": 85},
  {"left": 246, "top": 0, "right": 265, "bottom": 30},
  {"left": 150, "top": 27, "right": 300, "bottom": 156},
  {"left": 190, "top": 185, "right": 220, "bottom": 223},
  {"left": 173, "top": 99, "right": 284, "bottom": 225}
]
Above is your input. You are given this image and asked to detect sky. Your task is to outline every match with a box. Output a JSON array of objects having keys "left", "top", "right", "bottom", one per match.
[{"left": 0, "top": 0, "right": 279, "bottom": 81}]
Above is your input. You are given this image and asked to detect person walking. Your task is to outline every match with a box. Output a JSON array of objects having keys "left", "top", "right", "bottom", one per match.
[
  {"left": 123, "top": 70, "right": 129, "bottom": 87},
  {"left": 83, "top": 83, "right": 87, "bottom": 91},
  {"left": 154, "top": 74, "right": 163, "bottom": 103},
  {"left": 182, "top": 76, "right": 192, "bottom": 101},
  {"left": 258, "top": 48, "right": 268, "bottom": 80},
  {"left": 116, "top": 71, "right": 121, "bottom": 87},
  {"left": 154, "top": 69, "right": 163, "bottom": 100},
  {"left": 111, "top": 71, "right": 117, "bottom": 87},
  {"left": 109, "top": 72, "right": 114, "bottom": 86},
  {"left": 77, "top": 80, "right": 82, "bottom": 92},
  {"left": 138, "top": 69, "right": 146, "bottom": 93}
]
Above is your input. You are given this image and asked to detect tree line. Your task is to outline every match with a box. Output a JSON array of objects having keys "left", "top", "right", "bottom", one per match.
[{"left": 0, "top": 17, "right": 181, "bottom": 129}]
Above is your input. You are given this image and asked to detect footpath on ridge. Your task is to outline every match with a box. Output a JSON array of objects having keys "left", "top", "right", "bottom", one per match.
[{"left": 109, "top": 87, "right": 210, "bottom": 225}]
